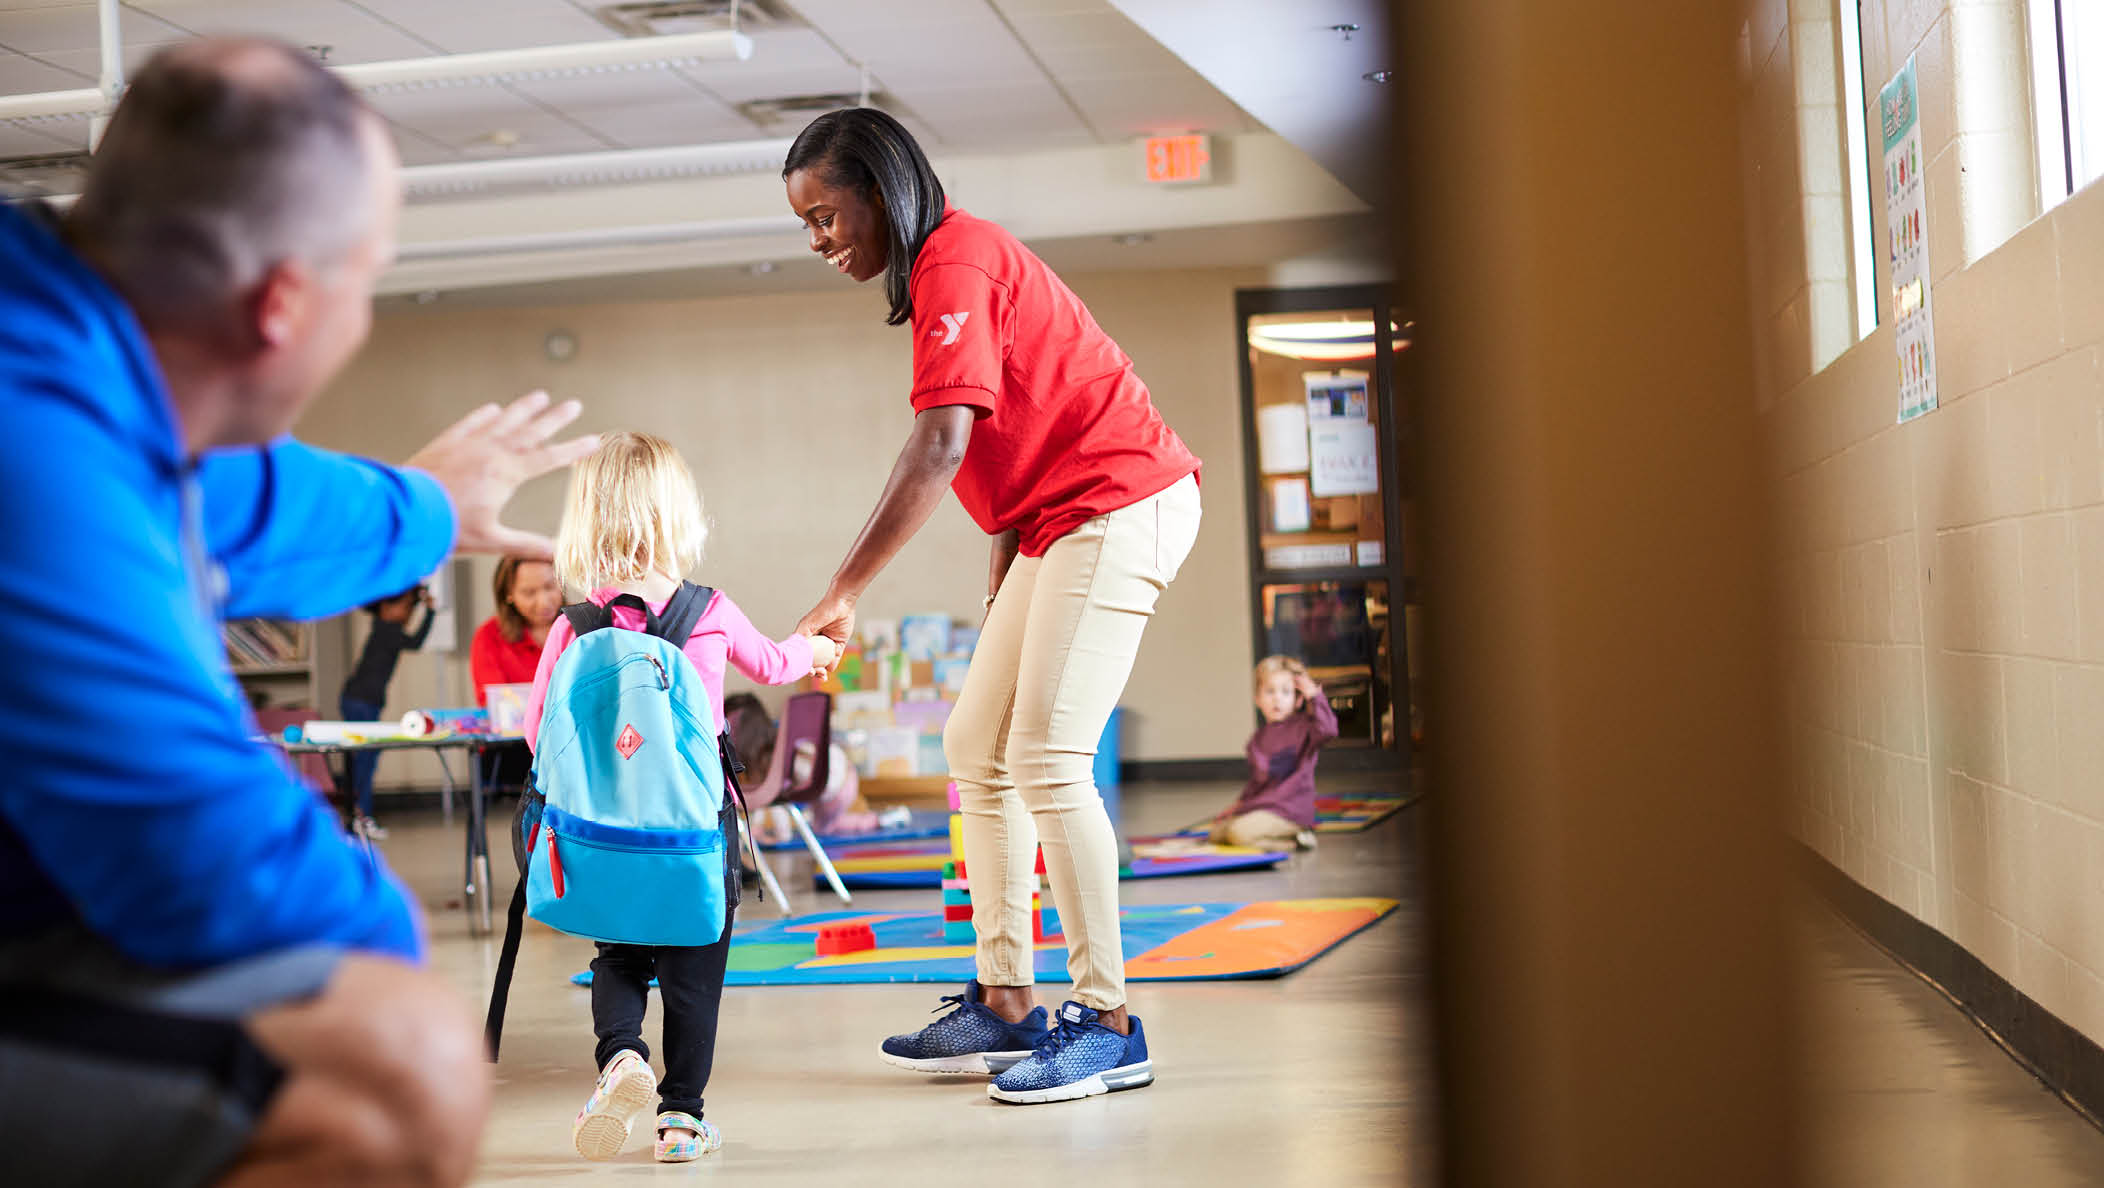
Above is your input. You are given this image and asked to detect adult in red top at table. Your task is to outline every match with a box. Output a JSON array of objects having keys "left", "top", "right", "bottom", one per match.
[
  {"left": 785, "top": 108, "right": 1202, "bottom": 1109},
  {"left": 468, "top": 555, "right": 562, "bottom": 705}
]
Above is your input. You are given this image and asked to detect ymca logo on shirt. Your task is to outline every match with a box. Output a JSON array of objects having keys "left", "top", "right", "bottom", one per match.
[{"left": 929, "top": 311, "right": 971, "bottom": 345}]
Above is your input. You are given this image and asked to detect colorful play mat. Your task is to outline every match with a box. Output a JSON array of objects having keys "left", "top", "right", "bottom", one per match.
[
  {"left": 811, "top": 834, "right": 1288, "bottom": 890},
  {"left": 569, "top": 898, "right": 1397, "bottom": 987},
  {"left": 1311, "top": 792, "right": 1412, "bottom": 833}
]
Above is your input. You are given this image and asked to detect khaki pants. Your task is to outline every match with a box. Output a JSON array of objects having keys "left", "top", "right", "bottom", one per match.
[
  {"left": 1207, "top": 808, "right": 1305, "bottom": 850},
  {"left": 945, "top": 474, "right": 1201, "bottom": 1009}
]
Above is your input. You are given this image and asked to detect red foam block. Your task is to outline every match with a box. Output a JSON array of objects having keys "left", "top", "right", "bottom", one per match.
[{"left": 813, "top": 922, "right": 876, "bottom": 956}]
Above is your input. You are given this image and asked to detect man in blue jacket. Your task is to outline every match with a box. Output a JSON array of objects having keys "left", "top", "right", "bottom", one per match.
[{"left": 0, "top": 38, "right": 596, "bottom": 1187}]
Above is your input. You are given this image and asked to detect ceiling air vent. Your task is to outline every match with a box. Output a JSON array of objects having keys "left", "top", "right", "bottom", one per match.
[
  {"left": 597, "top": 0, "right": 798, "bottom": 37},
  {"left": 0, "top": 151, "right": 90, "bottom": 198},
  {"left": 739, "top": 92, "right": 890, "bottom": 128}
]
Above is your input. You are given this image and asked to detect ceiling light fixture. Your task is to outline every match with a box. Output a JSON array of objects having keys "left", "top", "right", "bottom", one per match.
[
  {"left": 0, "top": 30, "right": 755, "bottom": 124},
  {"left": 1363, "top": 70, "right": 1393, "bottom": 83},
  {"left": 1248, "top": 320, "right": 1407, "bottom": 361},
  {"left": 402, "top": 137, "right": 795, "bottom": 198}
]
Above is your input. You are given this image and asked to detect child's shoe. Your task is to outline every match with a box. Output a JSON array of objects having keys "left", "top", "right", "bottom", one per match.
[
  {"left": 1294, "top": 828, "right": 1318, "bottom": 850},
  {"left": 653, "top": 1111, "right": 722, "bottom": 1163},
  {"left": 988, "top": 1001, "right": 1154, "bottom": 1105},
  {"left": 352, "top": 815, "right": 388, "bottom": 840},
  {"left": 879, "top": 979, "right": 1049, "bottom": 1074},
  {"left": 572, "top": 1049, "right": 656, "bottom": 1160}
]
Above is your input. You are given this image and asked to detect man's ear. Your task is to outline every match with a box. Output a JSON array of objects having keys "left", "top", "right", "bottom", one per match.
[{"left": 249, "top": 260, "right": 310, "bottom": 351}]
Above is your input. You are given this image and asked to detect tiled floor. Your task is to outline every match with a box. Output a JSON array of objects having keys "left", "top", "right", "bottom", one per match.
[
  {"left": 369, "top": 775, "right": 2104, "bottom": 1185},
  {"left": 379, "top": 774, "right": 1428, "bottom": 1186}
]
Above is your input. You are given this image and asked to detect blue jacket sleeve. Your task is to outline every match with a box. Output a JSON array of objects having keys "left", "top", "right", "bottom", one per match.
[
  {"left": 0, "top": 390, "right": 424, "bottom": 968},
  {"left": 199, "top": 439, "right": 455, "bottom": 621}
]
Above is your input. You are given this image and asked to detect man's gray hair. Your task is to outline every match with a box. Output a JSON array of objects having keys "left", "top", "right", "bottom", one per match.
[{"left": 68, "top": 38, "right": 378, "bottom": 327}]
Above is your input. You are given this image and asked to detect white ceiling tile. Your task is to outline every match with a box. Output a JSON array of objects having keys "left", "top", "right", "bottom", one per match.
[
  {"left": 0, "top": 3, "right": 188, "bottom": 52},
  {"left": 987, "top": 0, "right": 1118, "bottom": 15},
  {"left": 386, "top": 129, "right": 459, "bottom": 165},
  {"left": 692, "top": 64, "right": 862, "bottom": 105},
  {"left": 128, "top": 0, "right": 434, "bottom": 64},
  {"left": 889, "top": 79, "right": 1085, "bottom": 143},
  {"left": 29, "top": 38, "right": 194, "bottom": 76},
  {"left": 678, "top": 27, "right": 847, "bottom": 93},
  {"left": 1067, "top": 72, "right": 1249, "bottom": 138},
  {"left": 0, "top": 45, "right": 86, "bottom": 89},
  {"left": 786, "top": 0, "right": 983, "bottom": 35},
  {"left": 366, "top": 83, "right": 612, "bottom": 153},
  {"left": 0, "top": 117, "right": 76, "bottom": 154},
  {"left": 347, "top": 0, "right": 614, "bottom": 53},
  {"left": 572, "top": 97, "right": 758, "bottom": 149},
  {"left": 1009, "top": 12, "right": 1184, "bottom": 79}
]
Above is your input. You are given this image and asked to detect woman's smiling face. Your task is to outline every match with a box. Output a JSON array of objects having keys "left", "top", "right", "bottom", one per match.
[{"left": 787, "top": 165, "right": 888, "bottom": 284}]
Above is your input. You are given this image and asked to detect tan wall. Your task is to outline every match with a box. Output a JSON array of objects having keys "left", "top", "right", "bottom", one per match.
[
  {"left": 303, "top": 268, "right": 1261, "bottom": 777},
  {"left": 1751, "top": 0, "right": 2104, "bottom": 1042}
]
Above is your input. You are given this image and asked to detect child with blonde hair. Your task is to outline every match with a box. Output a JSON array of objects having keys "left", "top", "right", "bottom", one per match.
[
  {"left": 521, "top": 431, "right": 835, "bottom": 1163},
  {"left": 1207, "top": 655, "right": 1337, "bottom": 850}
]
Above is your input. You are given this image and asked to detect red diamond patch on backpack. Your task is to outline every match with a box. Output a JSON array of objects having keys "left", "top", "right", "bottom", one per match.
[{"left": 615, "top": 723, "right": 644, "bottom": 759}]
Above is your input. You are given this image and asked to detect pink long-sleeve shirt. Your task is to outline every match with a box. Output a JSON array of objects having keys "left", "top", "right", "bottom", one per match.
[{"left": 522, "top": 587, "right": 814, "bottom": 752}]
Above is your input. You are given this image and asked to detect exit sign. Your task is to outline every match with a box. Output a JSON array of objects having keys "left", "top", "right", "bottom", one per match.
[{"left": 1143, "top": 134, "right": 1213, "bottom": 184}]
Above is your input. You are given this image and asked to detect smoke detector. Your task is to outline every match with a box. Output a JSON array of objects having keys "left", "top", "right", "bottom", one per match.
[{"left": 597, "top": 0, "right": 797, "bottom": 37}]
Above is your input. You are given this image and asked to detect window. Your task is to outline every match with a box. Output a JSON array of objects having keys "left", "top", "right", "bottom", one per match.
[
  {"left": 1839, "top": 0, "right": 1878, "bottom": 338},
  {"left": 2031, "top": 0, "right": 2104, "bottom": 209}
]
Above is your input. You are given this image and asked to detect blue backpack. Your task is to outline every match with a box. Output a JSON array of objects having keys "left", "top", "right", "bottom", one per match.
[{"left": 484, "top": 582, "right": 750, "bottom": 1060}]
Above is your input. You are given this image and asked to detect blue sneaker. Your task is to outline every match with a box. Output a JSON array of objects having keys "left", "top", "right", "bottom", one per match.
[
  {"left": 880, "top": 980, "right": 1050, "bottom": 1074},
  {"left": 988, "top": 1001, "right": 1154, "bottom": 1104}
]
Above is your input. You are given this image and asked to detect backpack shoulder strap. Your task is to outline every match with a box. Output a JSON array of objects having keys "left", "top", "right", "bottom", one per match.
[
  {"left": 652, "top": 582, "right": 714, "bottom": 648},
  {"left": 560, "top": 600, "right": 615, "bottom": 637}
]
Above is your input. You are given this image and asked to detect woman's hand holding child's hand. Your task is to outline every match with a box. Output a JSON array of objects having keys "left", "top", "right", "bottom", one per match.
[{"left": 806, "top": 633, "right": 839, "bottom": 676}]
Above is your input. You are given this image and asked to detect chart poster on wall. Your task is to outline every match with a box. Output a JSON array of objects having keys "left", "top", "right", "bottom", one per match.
[{"left": 1881, "top": 54, "right": 1938, "bottom": 423}]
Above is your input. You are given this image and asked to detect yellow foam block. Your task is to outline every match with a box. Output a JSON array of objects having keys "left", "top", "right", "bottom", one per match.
[{"left": 948, "top": 812, "right": 967, "bottom": 861}]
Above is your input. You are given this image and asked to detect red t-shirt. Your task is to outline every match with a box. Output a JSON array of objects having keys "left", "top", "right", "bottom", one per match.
[
  {"left": 908, "top": 206, "right": 1200, "bottom": 557},
  {"left": 469, "top": 617, "right": 543, "bottom": 705}
]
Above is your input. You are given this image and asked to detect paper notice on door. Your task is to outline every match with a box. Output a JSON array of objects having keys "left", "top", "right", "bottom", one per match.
[
  {"left": 1310, "top": 423, "right": 1380, "bottom": 496},
  {"left": 1257, "top": 403, "right": 1311, "bottom": 474}
]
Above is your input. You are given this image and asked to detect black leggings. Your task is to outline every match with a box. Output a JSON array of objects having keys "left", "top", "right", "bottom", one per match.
[{"left": 588, "top": 906, "right": 736, "bottom": 1119}]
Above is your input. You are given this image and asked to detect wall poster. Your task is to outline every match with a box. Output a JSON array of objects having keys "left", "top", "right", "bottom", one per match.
[{"left": 1882, "top": 54, "right": 1938, "bottom": 423}]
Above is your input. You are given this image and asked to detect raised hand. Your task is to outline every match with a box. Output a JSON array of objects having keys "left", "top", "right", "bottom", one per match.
[{"left": 403, "top": 390, "right": 599, "bottom": 560}]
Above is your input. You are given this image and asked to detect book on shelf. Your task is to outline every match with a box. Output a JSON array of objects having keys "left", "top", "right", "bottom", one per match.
[{"left": 224, "top": 619, "right": 308, "bottom": 669}]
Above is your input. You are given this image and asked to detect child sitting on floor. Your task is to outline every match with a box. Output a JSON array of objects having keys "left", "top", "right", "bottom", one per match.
[{"left": 1209, "top": 655, "right": 1338, "bottom": 850}]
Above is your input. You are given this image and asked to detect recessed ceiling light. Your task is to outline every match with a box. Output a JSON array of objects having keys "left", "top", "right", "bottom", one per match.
[
  {"left": 749, "top": 260, "right": 778, "bottom": 275},
  {"left": 1363, "top": 70, "right": 1393, "bottom": 83}
]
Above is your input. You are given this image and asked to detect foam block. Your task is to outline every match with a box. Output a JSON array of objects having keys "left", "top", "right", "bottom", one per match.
[
  {"left": 948, "top": 814, "right": 967, "bottom": 862},
  {"left": 814, "top": 922, "right": 877, "bottom": 956},
  {"left": 942, "top": 904, "right": 973, "bottom": 923},
  {"left": 942, "top": 921, "right": 976, "bottom": 944},
  {"left": 941, "top": 888, "right": 973, "bottom": 907}
]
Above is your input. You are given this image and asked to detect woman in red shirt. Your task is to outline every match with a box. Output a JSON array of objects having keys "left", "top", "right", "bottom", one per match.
[
  {"left": 786, "top": 109, "right": 1202, "bottom": 1107},
  {"left": 470, "top": 556, "right": 563, "bottom": 788},
  {"left": 469, "top": 556, "right": 563, "bottom": 702}
]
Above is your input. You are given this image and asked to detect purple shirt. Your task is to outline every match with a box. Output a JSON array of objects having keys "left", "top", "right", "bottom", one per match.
[{"left": 1223, "top": 695, "right": 1340, "bottom": 828}]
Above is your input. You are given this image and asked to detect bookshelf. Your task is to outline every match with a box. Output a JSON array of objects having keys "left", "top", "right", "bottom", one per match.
[{"left": 225, "top": 616, "right": 350, "bottom": 712}]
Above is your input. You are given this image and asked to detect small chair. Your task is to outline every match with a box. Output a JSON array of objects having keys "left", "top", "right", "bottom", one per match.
[{"left": 768, "top": 691, "right": 853, "bottom": 905}]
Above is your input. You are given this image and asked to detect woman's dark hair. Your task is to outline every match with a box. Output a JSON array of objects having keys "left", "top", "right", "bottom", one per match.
[
  {"left": 724, "top": 693, "right": 777, "bottom": 776},
  {"left": 783, "top": 108, "right": 946, "bottom": 326}
]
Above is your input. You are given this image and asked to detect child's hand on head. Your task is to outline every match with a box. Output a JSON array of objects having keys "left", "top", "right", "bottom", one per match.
[
  {"left": 1295, "top": 672, "right": 1323, "bottom": 706},
  {"left": 806, "top": 632, "right": 839, "bottom": 674}
]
